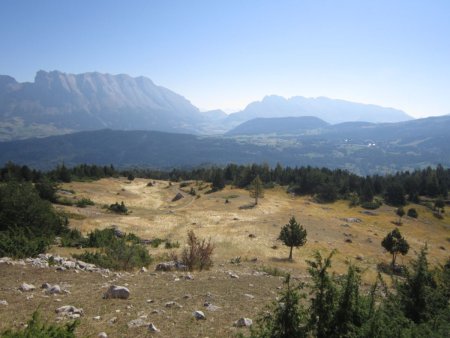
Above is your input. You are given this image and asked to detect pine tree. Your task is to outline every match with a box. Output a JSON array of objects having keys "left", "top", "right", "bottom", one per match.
[
  {"left": 249, "top": 175, "right": 264, "bottom": 205},
  {"left": 278, "top": 216, "right": 307, "bottom": 261}
]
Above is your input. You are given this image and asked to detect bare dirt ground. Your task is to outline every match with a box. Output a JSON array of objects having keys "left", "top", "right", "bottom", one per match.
[{"left": 1, "top": 177, "right": 449, "bottom": 337}]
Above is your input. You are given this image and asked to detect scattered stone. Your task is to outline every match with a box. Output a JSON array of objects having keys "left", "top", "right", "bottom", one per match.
[
  {"left": 93, "top": 316, "right": 101, "bottom": 320},
  {"left": 184, "top": 274, "right": 194, "bottom": 280},
  {"left": 342, "top": 217, "right": 362, "bottom": 223},
  {"left": 98, "top": 333, "right": 108, "bottom": 338},
  {"left": 193, "top": 310, "right": 206, "bottom": 320},
  {"left": 0, "top": 300, "right": 8, "bottom": 306},
  {"left": 205, "top": 304, "right": 220, "bottom": 312},
  {"left": 108, "top": 317, "right": 117, "bottom": 324},
  {"left": 46, "top": 285, "right": 62, "bottom": 295},
  {"left": 248, "top": 233, "right": 256, "bottom": 238},
  {"left": 244, "top": 293, "right": 255, "bottom": 299},
  {"left": 41, "top": 283, "right": 51, "bottom": 289},
  {"left": 234, "top": 317, "right": 253, "bottom": 327},
  {"left": 19, "top": 283, "right": 36, "bottom": 292},
  {"left": 183, "top": 294, "right": 192, "bottom": 299},
  {"left": 345, "top": 238, "right": 353, "bottom": 243},
  {"left": 155, "top": 261, "right": 186, "bottom": 271},
  {"left": 340, "top": 223, "right": 350, "bottom": 227},
  {"left": 148, "top": 323, "right": 160, "bottom": 332},
  {"left": 103, "top": 285, "right": 130, "bottom": 299},
  {"left": 229, "top": 272, "right": 239, "bottom": 279},
  {"left": 146, "top": 299, "right": 154, "bottom": 303},
  {"left": 140, "top": 267, "right": 148, "bottom": 273},
  {"left": 165, "top": 301, "right": 182, "bottom": 309},
  {"left": 55, "top": 305, "right": 84, "bottom": 318},
  {"left": 172, "top": 193, "right": 184, "bottom": 202},
  {"left": 360, "top": 210, "right": 377, "bottom": 216},
  {"left": 127, "top": 318, "right": 149, "bottom": 328},
  {"left": 249, "top": 258, "right": 258, "bottom": 263},
  {"left": 439, "top": 246, "right": 446, "bottom": 250},
  {"left": 356, "top": 254, "right": 364, "bottom": 261}
]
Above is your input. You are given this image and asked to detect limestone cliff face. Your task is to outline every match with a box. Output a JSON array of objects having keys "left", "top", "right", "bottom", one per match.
[{"left": 0, "top": 70, "right": 203, "bottom": 138}]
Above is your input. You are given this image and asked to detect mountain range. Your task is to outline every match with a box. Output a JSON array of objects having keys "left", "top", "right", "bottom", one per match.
[{"left": 0, "top": 71, "right": 413, "bottom": 140}]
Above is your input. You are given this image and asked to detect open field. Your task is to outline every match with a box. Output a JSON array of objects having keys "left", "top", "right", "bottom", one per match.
[
  {"left": 1, "top": 177, "right": 449, "bottom": 337},
  {"left": 56, "top": 177, "right": 449, "bottom": 277}
]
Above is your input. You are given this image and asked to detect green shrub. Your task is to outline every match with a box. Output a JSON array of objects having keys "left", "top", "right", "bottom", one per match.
[
  {"left": 60, "top": 229, "right": 87, "bottom": 247},
  {"left": 75, "top": 198, "right": 94, "bottom": 208},
  {"left": 1, "top": 310, "right": 78, "bottom": 337},
  {"left": 0, "top": 181, "right": 66, "bottom": 257},
  {"left": 108, "top": 201, "right": 128, "bottom": 214},
  {"left": 73, "top": 239, "right": 152, "bottom": 270},
  {"left": 407, "top": 208, "right": 418, "bottom": 218},
  {"left": 180, "top": 182, "right": 190, "bottom": 188},
  {"left": 165, "top": 240, "right": 180, "bottom": 249},
  {"left": 56, "top": 197, "right": 74, "bottom": 206},
  {"left": 86, "top": 228, "right": 117, "bottom": 248},
  {"left": 360, "top": 201, "right": 381, "bottom": 210},
  {"left": 0, "top": 228, "right": 48, "bottom": 258},
  {"left": 150, "top": 238, "right": 164, "bottom": 248}
]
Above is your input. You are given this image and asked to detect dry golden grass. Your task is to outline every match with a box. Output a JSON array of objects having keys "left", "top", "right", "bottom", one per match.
[
  {"left": 1, "top": 177, "right": 449, "bottom": 337},
  {"left": 57, "top": 178, "right": 449, "bottom": 276}
]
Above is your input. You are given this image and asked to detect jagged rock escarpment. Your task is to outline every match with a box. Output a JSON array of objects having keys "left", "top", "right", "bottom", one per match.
[{"left": 0, "top": 70, "right": 204, "bottom": 140}]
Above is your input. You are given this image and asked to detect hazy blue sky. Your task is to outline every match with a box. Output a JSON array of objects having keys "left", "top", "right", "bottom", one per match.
[{"left": 1, "top": 0, "right": 449, "bottom": 117}]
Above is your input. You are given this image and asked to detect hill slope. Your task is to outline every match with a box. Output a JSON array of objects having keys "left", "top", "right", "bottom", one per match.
[
  {"left": 226, "top": 116, "right": 329, "bottom": 135},
  {"left": 1, "top": 115, "right": 450, "bottom": 173}
]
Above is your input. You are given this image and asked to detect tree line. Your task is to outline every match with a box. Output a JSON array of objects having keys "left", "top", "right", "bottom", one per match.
[{"left": 1, "top": 162, "right": 450, "bottom": 206}]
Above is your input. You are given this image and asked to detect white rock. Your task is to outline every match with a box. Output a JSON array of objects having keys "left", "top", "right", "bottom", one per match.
[
  {"left": 55, "top": 305, "right": 84, "bottom": 317},
  {"left": 93, "top": 316, "right": 101, "bottom": 320},
  {"left": 148, "top": 323, "right": 160, "bottom": 332},
  {"left": 140, "top": 267, "right": 148, "bottom": 273},
  {"left": 229, "top": 273, "right": 239, "bottom": 279},
  {"left": 103, "top": 285, "right": 130, "bottom": 299},
  {"left": 0, "top": 300, "right": 8, "bottom": 306},
  {"left": 234, "top": 317, "right": 253, "bottom": 327},
  {"left": 244, "top": 293, "right": 255, "bottom": 299},
  {"left": 98, "top": 332, "right": 108, "bottom": 338},
  {"left": 127, "top": 318, "right": 149, "bottom": 328},
  {"left": 19, "top": 283, "right": 36, "bottom": 292},
  {"left": 193, "top": 310, "right": 206, "bottom": 320},
  {"left": 47, "top": 285, "right": 62, "bottom": 294}
]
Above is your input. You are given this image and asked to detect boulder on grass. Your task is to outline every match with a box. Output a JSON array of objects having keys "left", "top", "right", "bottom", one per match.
[{"left": 103, "top": 285, "right": 130, "bottom": 299}]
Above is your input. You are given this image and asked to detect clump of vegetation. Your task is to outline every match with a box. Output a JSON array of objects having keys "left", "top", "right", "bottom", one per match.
[
  {"left": 278, "top": 216, "right": 307, "bottom": 261},
  {"left": 259, "top": 265, "right": 289, "bottom": 278},
  {"left": 181, "top": 230, "right": 214, "bottom": 271},
  {"left": 75, "top": 197, "right": 94, "bottom": 208},
  {"left": 0, "top": 181, "right": 67, "bottom": 258},
  {"left": 360, "top": 200, "right": 382, "bottom": 210},
  {"left": 108, "top": 201, "right": 128, "bottom": 214},
  {"left": 150, "top": 238, "right": 164, "bottom": 248},
  {"left": 407, "top": 207, "right": 418, "bottom": 218},
  {"left": 165, "top": 239, "right": 180, "bottom": 249},
  {"left": 1, "top": 310, "right": 78, "bottom": 338},
  {"left": 247, "top": 249, "right": 450, "bottom": 338},
  {"left": 189, "top": 187, "right": 196, "bottom": 196},
  {"left": 73, "top": 238, "right": 151, "bottom": 271},
  {"left": 60, "top": 228, "right": 87, "bottom": 247}
]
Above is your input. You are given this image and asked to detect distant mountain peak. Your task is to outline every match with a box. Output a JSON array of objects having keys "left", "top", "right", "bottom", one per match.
[{"left": 226, "top": 95, "right": 413, "bottom": 127}]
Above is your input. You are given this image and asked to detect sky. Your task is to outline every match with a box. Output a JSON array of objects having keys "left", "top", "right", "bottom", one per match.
[{"left": 0, "top": 0, "right": 449, "bottom": 117}]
